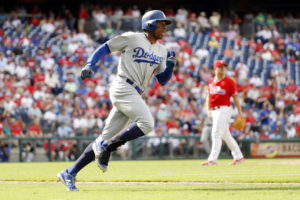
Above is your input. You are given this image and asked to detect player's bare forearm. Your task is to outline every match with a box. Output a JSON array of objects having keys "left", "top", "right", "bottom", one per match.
[{"left": 233, "top": 95, "right": 242, "bottom": 116}]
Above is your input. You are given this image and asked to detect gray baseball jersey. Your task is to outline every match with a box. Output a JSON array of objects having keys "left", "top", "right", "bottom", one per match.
[
  {"left": 107, "top": 32, "right": 168, "bottom": 91},
  {"left": 96, "top": 32, "right": 168, "bottom": 142}
]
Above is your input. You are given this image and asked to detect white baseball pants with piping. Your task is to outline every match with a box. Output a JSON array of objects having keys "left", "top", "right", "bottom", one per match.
[
  {"left": 96, "top": 77, "right": 154, "bottom": 143},
  {"left": 208, "top": 106, "right": 243, "bottom": 162}
]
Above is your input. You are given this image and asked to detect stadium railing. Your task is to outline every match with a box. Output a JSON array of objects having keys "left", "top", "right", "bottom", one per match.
[{"left": 1, "top": 136, "right": 300, "bottom": 162}]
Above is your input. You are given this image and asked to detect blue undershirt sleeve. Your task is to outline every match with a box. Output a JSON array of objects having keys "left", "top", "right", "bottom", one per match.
[
  {"left": 155, "top": 64, "right": 174, "bottom": 86},
  {"left": 86, "top": 43, "right": 111, "bottom": 69}
]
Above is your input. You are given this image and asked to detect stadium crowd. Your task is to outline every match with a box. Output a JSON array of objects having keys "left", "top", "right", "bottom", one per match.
[{"left": 0, "top": 4, "right": 299, "bottom": 161}]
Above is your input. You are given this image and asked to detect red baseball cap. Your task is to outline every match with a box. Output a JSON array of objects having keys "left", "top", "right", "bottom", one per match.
[{"left": 213, "top": 60, "right": 228, "bottom": 69}]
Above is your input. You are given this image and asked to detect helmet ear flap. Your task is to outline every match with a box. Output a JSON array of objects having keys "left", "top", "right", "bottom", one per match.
[{"left": 145, "top": 21, "right": 156, "bottom": 31}]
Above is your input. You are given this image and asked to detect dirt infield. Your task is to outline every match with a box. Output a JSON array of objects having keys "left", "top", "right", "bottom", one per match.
[{"left": 0, "top": 181, "right": 299, "bottom": 185}]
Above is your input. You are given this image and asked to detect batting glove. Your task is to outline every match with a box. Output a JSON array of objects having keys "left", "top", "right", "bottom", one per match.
[
  {"left": 166, "top": 51, "right": 176, "bottom": 69},
  {"left": 80, "top": 64, "right": 94, "bottom": 80}
]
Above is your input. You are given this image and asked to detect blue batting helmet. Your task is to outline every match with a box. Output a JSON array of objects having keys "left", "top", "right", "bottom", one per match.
[{"left": 141, "top": 10, "right": 171, "bottom": 31}]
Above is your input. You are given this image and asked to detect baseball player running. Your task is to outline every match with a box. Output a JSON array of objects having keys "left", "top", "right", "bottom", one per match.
[
  {"left": 202, "top": 60, "right": 245, "bottom": 166},
  {"left": 57, "top": 10, "right": 176, "bottom": 191}
]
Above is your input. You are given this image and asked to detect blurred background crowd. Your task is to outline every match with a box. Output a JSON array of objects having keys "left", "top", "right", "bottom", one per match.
[{"left": 0, "top": 3, "right": 299, "bottom": 162}]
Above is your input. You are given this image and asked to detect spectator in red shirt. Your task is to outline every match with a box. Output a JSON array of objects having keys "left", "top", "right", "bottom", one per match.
[
  {"left": 166, "top": 116, "right": 179, "bottom": 129},
  {"left": 238, "top": 78, "right": 252, "bottom": 95},
  {"left": 124, "top": 7, "right": 133, "bottom": 16},
  {"left": 33, "top": 68, "right": 45, "bottom": 83},
  {"left": 86, "top": 83, "right": 99, "bottom": 99},
  {"left": 233, "top": 14, "right": 242, "bottom": 27},
  {"left": 285, "top": 79, "right": 298, "bottom": 93},
  {"left": 255, "top": 40, "right": 263, "bottom": 52},
  {"left": 209, "top": 27, "right": 222, "bottom": 40},
  {"left": 0, "top": 121, "right": 3, "bottom": 136},
  {"left": 248, "top": 37, "right": 257, "bottom": 49},
  {"left": 165, "top": 8, "right": 175, "bottom": 17},
  {"left": 245, "top": 109, "right": 256, "bottom": 125},
  {"left": 296, "top": 88, "right": 300, "bottom": 100},
  {"left": 25, "top": 56, "right": 37, "bottom": 69},
  {"left": 0, "top": 28, "right": 4, "bottom": 37},
  {"left": 78, "top": 4, "right": 88, "bottom": 32},
  {"left": 296, "top": 122, "right": 300, "bottom": 138},
  {"left": 29, "top": 15, "right": 40, "bottom": 26},
  {"left": 44, "top": 140, "right": 57, "bottom": 160},
  {"left": 27, "top": 118, "right": 43, "bottom": 137},
  {"left": 98, "top": 103, "right": 109, "bottom": 120},
  {"left": 258, "top": 127, "right": 270, "bottom": 139},
  {"left": 9, "top": 118, "right": 25, "bottom": 136},
  {"left": 59, "top": 55, "right": 74, "bottom": 67}
]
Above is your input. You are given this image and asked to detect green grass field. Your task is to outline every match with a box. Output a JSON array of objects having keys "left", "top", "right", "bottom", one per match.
[{"left": 0, "top": 159, "right": 300, "bottom": 200}]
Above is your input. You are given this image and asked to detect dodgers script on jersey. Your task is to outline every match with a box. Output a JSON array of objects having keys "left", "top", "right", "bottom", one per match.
[
  {"left": 107, "top": 32, "right": 168, "bottom": 91},
  {"left": 208, "top": 76, "right": 238, "bottom": 108}
]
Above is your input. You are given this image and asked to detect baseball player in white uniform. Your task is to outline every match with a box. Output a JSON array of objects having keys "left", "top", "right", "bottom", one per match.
[
  {"left": 57, "top": 10, "right": 176, "bottom": 191},
  {"left": 200, "top": 114, "right": 212, "bottom": 155},
  {"left": 202, "top": 60, "right": 245, "bottom": 166}
]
